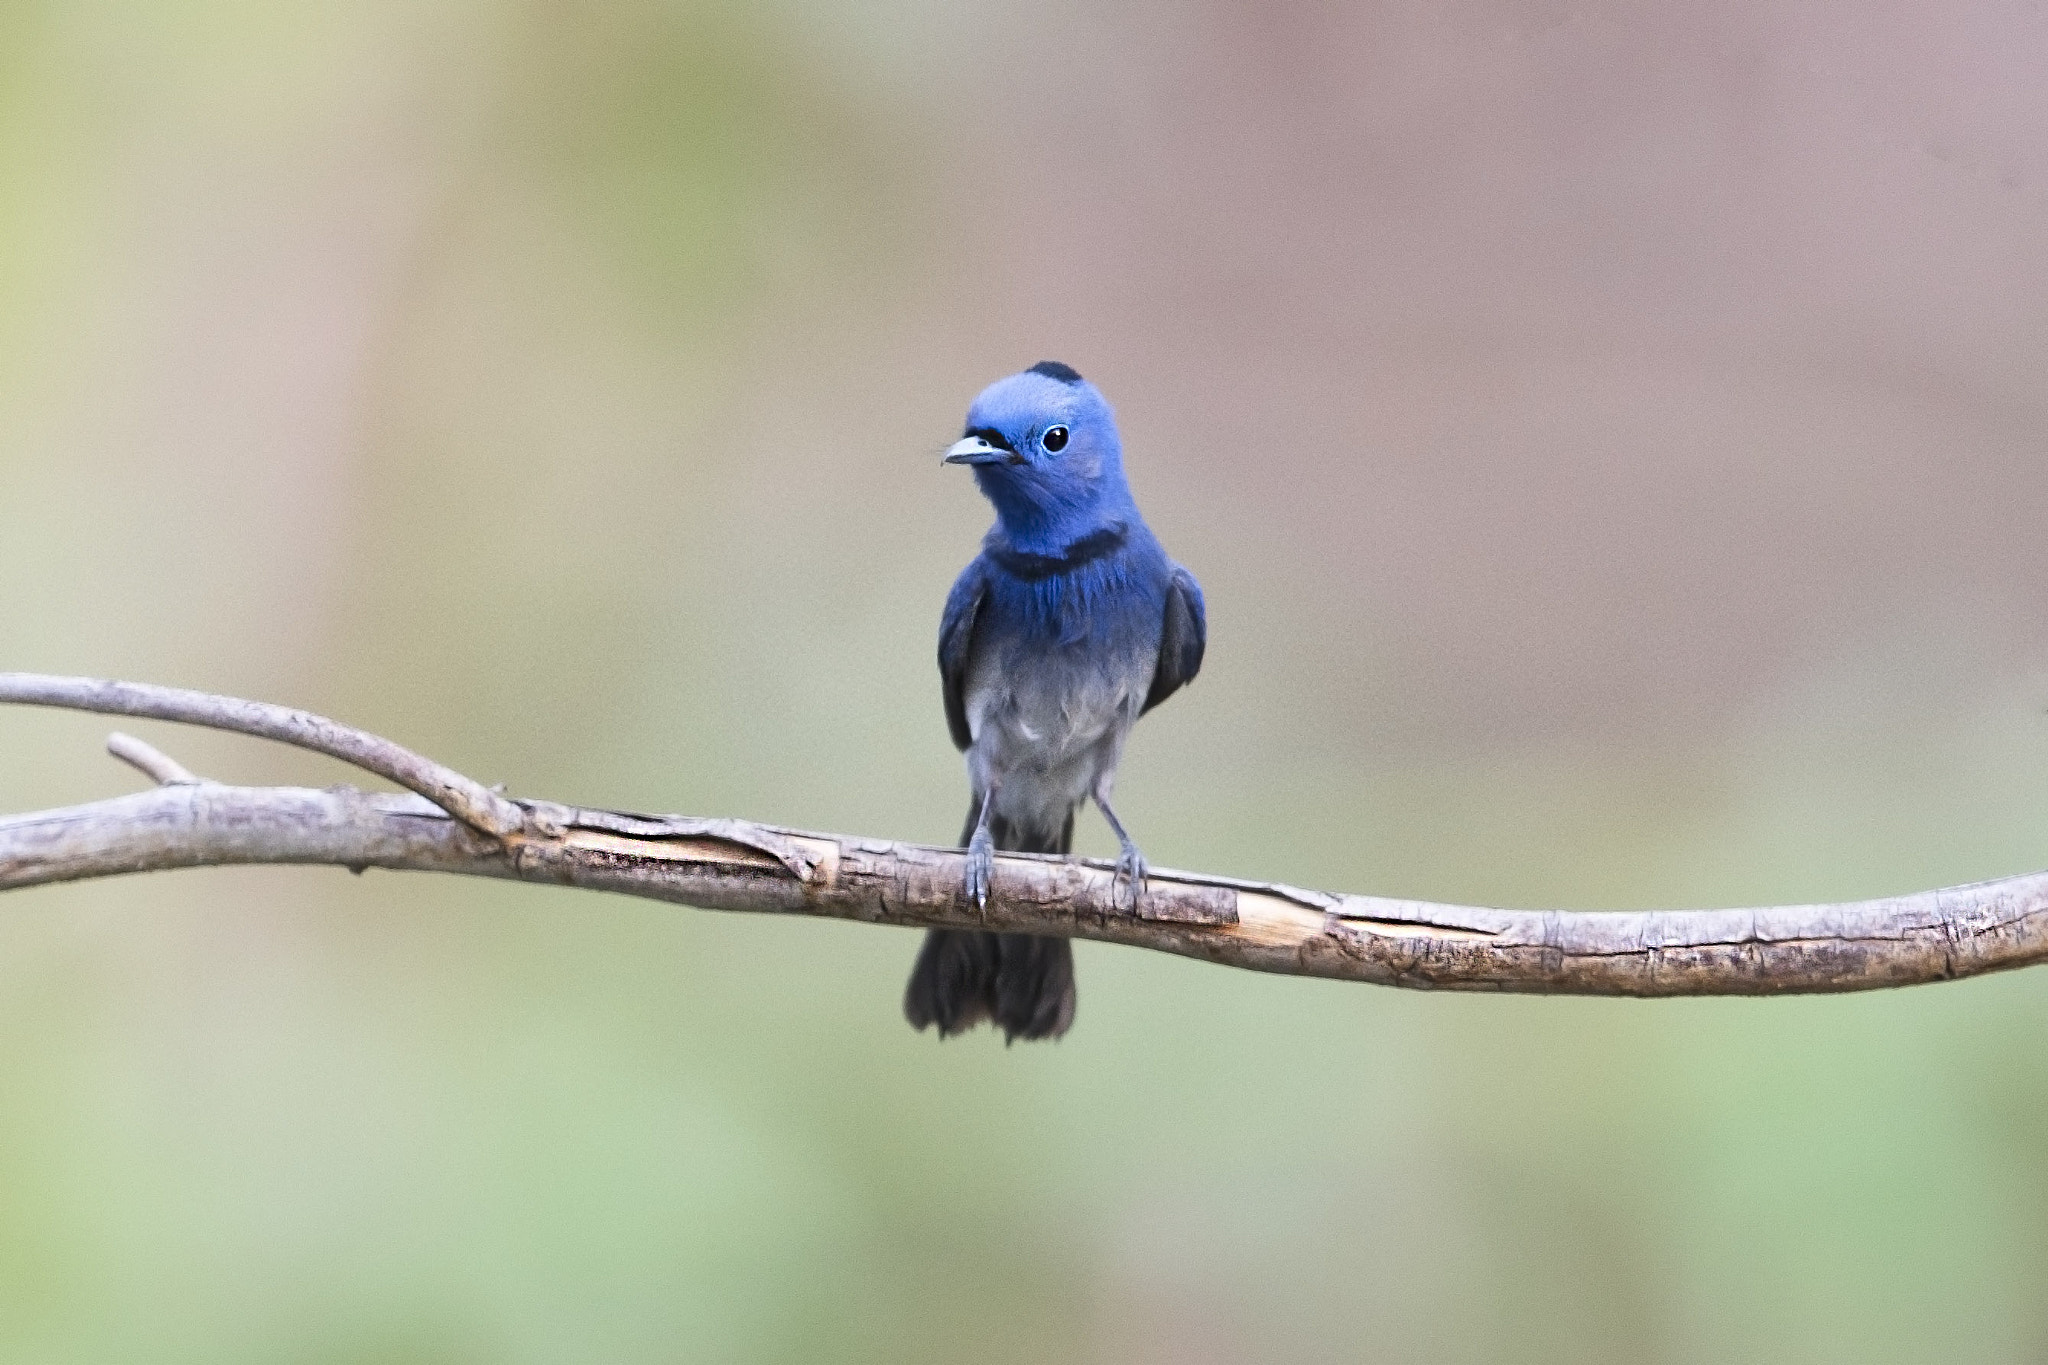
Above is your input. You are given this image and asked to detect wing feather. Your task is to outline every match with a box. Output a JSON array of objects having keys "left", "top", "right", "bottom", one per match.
[
  {"left": 1142, "top": 564, "right": 1206, "bottom": 715},
  {"left": 938, "top": 557, "right": 991, "bottom": 751}
]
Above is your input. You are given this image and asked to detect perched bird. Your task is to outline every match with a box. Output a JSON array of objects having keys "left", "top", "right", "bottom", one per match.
[{"left": 904, "top": 361, "right": 1206, "bottom": 1042}]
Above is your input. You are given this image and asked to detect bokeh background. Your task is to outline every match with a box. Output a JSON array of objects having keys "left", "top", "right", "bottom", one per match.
[{"left": 5, "top": 1, "right": 2048, "bottom": 1360}]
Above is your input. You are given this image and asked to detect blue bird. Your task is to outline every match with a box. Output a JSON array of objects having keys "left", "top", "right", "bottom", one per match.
[{"left": 904, "top": 361, "right": 1206, "bottom": 1041}]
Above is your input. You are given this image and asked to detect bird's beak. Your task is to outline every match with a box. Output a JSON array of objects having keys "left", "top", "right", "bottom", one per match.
[{"left": 944, "top": 435, "right": 1017, "bottom": 466}]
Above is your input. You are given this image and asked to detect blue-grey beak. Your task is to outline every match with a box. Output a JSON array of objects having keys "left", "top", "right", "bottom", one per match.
[{"left": 944, "top": 435, "right": 1017, "bottom": 466}]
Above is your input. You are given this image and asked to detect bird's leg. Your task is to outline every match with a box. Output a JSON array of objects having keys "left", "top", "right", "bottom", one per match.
[
  {"left": 1093, "top": 780, "right": 1146, "bottom": 913},
  {"left": 965, "top": 787, "right": 997, "bottom": 910}
]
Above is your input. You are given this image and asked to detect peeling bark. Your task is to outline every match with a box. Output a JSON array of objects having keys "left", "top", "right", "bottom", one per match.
[{"left": 4, "top": 673, "right": 2047, "bottom": 997}]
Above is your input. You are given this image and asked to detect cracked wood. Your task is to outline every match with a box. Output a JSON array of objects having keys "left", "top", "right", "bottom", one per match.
[{"left": 4, "top": 672, "right": 2048, "bottom": 996}]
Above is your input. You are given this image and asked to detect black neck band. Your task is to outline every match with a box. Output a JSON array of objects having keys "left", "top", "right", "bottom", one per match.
[{"left": 986, "top": 522, "right": 1129, "bottom": 581}]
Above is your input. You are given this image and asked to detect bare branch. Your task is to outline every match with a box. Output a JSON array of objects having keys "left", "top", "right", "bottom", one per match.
[
  {"left": 4, "top": 673, "right": 2048, "bottom": 997},
  {"left": 0, "top": 674, "right": 524, "bottom": 838},
  {"left": 106, "top": 731, "right": 201, "bottom": 786}
]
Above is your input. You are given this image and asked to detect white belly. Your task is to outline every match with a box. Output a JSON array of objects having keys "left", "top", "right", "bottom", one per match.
[{"left": 964, "top": 644, "right": 1149, "bottom": 838}]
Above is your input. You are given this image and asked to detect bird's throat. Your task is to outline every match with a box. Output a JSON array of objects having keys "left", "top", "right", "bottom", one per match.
[{"left": 985, "top": 522, "right": 1129, "bottom": 581}]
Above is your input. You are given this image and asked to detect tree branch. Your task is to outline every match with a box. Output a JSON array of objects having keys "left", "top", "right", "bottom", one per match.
[
  {"left": 4, "top": 672, "right": 2046, "bottom": 996},
  {"left": 0, "top": 674, "right": 524, "bottom": 837},
  {"left": 106, "top": 731, "right": 200, "bottom": 787}
]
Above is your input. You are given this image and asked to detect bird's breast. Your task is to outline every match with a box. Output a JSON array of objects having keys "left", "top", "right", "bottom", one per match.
[
  {"left": 963, "top": 637, "right": 1149, "bottom": 770},
  {"left": 959, "top": 543, "right": 1169, "bottom": 797}
]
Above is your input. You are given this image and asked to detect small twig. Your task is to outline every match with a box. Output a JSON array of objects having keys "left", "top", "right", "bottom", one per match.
[
  {"left": 0, "top": 674, "right": 525, "bottom": 839},
  {"left": 106, "top": 732, "right": 200, "bottom": 786}
]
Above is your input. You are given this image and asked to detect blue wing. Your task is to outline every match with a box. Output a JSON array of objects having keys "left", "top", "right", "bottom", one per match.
[
  {"left": 938, "top": 555, "right": 991, "bottom": 752},
  {"left": 1142, "top": 563, "right": 1206, "bottom": 714}
]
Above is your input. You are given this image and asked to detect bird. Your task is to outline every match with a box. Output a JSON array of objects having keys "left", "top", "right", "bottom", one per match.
[{"left": 903, "top": 361, "right": 1206, "bottom": 1042}]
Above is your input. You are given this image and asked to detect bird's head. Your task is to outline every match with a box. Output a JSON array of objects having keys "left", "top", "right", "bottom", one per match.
[{"left": 944, "top": 361, "right": 1130, "bottom": 538}]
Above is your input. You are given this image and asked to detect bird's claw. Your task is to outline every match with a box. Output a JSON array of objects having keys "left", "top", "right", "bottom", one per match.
[
  {"left": 964, "top": 829, "right": 995, "bottom": 909},
  {"left": 1112, "top": 844, "right": 1147, "bottom": 913}
]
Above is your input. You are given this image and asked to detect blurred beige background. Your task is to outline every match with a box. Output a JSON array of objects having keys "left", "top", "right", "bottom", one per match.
[{"left": 4, "top": 1, "right": 2048, "bottom": 1361}]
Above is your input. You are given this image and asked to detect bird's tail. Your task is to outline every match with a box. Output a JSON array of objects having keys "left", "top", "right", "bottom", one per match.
[{"left": 903, "top": 806, "right": 1077, "bottom": 1042}]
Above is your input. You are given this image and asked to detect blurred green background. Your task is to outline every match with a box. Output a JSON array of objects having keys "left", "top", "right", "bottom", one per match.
[{"left": 5, "top": 1, "right": 2048, "bottom": 1360}]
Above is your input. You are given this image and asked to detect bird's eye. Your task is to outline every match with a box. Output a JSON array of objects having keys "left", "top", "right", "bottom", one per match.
[{"left": 1041, "top": 425, "right": 1069, "bottom": 453}]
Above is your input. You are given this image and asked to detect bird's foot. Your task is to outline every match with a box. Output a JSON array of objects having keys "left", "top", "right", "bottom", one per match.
[
  {"left": 1112, "top": 842, "right": 1147, "bottom": 913},
  {"left": 965, "top": 827, "right": 995, "bottom": 909}
]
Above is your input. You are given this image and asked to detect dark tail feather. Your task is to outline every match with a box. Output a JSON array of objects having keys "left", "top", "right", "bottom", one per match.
[{"left": 903, "top": 805, "right": 1077, "bottom": 1043}]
